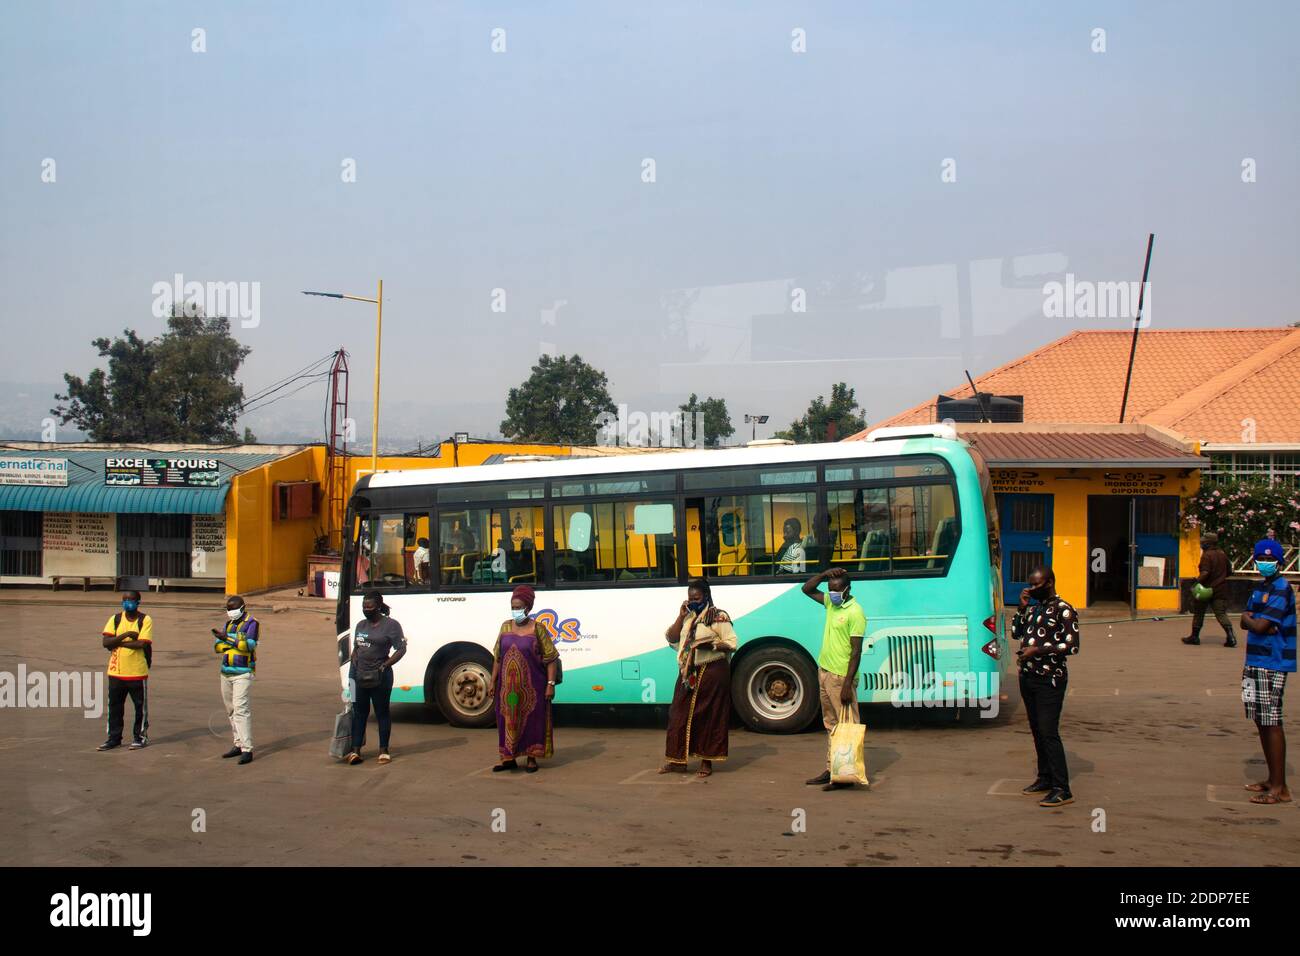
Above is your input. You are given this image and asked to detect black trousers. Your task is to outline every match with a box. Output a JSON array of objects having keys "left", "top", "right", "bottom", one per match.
[
  {"left": 1191, "top": 596, "right": 1234, "bottom": 638},
  {"left": 106, "top": 677, "right": 149, "bottom": 744},
  {"left": 1021, "top": 672, "right": 1069, "bottom": 790},
  {"left": 350, "top": 665, "right": 394, "bottom": 751}
]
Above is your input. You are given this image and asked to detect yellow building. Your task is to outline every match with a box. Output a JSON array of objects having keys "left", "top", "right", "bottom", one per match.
[
  {"left": 0, "top": 440, "right": 601, "bottom": 596},
  {"left": 958, "top": 425, "right": 1204, "bottom": 611}
]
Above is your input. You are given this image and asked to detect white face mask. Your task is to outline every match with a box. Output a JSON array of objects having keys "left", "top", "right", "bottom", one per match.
[{"left": 226, "top": 607, "right": 243, "bottom": 621}]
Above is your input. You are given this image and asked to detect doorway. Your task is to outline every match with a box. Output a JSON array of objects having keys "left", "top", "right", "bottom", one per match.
[{"left": 1087, "top": 496, "right": 1131, "bottom": 606}]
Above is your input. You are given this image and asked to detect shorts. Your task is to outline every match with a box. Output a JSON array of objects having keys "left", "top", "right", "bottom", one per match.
[{"left": 1242, "top": 666, "right": 1287, "bottom": 726}]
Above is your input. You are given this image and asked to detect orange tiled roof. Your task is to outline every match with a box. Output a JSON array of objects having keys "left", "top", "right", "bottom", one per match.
[{"left": 849, "top": 328, "right": 1300, "bottom": 444}]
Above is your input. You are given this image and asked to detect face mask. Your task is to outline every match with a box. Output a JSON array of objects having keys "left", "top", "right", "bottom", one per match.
[
  {"left": 226, "top": 607, "right": 243, "bottom": 621},
  {"left": 686, "top": 601, "right": 707, "bottom": 614},
  {"left": 122, "top": 600, "right": 138, "bottom": 613},
  {"left": 1257, "top": 560, "right": 1279, "bottom": 577},
  {"left": 828, "top": 590, "right": 845, "bottom": 606},
  {"left": 1029, "top": 584, "right": 1051, "bottom": 600},
  {"left": 363, "top": 606, "right": 382, "bottom": 621},
  {"left": 511, "top": 608, "right": 528, "bottom": 624}
]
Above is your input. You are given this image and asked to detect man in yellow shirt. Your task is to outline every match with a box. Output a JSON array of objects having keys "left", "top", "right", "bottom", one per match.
[
  {"left": 97, "top": 590, "right": 153, "bottom": 751},
  {"left": 802, "top": 567, "right": 866, "bottom": 790}
]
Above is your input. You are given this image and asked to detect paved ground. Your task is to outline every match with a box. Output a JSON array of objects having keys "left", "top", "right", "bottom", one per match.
[{"left": 0, "top": 591, "right": 1295, "bottom": 866}]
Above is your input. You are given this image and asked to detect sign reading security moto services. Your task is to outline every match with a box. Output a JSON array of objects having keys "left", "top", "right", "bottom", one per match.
[
  {"left": 0, "top": 457, "right": 69, "bottom": 486},
  {"left": 104, "top": 457, "right": 221, "bottom": 488}
]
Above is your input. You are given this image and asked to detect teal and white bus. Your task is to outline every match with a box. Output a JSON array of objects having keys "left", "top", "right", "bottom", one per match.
[{"left": 333, "top": 425, "right": 1007, "bottom": 732}]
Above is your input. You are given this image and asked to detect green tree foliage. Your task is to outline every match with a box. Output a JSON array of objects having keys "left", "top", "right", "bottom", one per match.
[
  {"left": 500, "top": 353, "right": 617, "bottom": 444},
  {"left": 53, "top": 309, "right": 254, "bottom": 443},
  {"left": 678, "top": 393, "right": 734, "bottom": 447},
  {"left": 775, "top": 382, "right": 866, "bottom": 443}
]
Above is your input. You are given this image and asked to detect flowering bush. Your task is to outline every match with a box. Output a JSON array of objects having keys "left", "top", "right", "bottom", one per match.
[{"left": 1183, "top": 479, "right": 1300, "bottom": 565}]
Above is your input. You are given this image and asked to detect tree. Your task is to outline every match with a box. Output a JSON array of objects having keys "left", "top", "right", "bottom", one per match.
[
  {"left": 775, "top": 382, "right": 866, "bottom": 443},
  {"left": 500, "top": 353, "right": 617, "bottom": 444},
  {"left": 53, "top": 308, "right": 255, "bottom": 443},
  {"left": 679, "top": 393, "right": 734, "bottom": 447}
]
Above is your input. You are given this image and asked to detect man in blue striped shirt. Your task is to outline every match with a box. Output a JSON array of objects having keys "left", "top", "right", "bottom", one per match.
[{"left": 1239, "top": 538, "right": 1295, "bottom": 805}]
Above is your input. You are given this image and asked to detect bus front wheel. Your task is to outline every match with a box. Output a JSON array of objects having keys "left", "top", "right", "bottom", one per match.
[
  {"left": 433, "top": 651, "right": 496, "bottom": 728},
  {"left": 732, "top": 646, "right": 819, "bottom": 734}
]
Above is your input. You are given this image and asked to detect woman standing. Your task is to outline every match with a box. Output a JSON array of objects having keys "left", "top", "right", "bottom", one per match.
[
  {"left": 344, "top": 590, "right": 406, "bottom": 766},
  {"left": 660, "top": 578, "right": 737, "bottom": 777},
  {"left": 489, "top": 585, "right": 558, "bottom": 773}
]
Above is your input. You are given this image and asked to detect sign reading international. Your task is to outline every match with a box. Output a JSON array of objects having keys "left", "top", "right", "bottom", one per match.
[
  {"left": 104, "top": 457, "right": 222, "bottom": 488},
  {"left": 0, "top": 457, "right": 69, "bottom": 487}
]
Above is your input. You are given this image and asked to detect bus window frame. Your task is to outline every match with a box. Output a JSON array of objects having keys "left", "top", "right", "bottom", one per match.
[
  {"left": 820, "top": 455, "right": 962, "bottom": 580},
  {"left": 349, "top": 509, "right": 435, "bottom": 595}
]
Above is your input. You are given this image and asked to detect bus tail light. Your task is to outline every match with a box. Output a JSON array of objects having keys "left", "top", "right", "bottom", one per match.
[
  {"left": 980, "top": 638, "right": 1000, "bottom": 660},
  {"left": 982, "top": 615, "right": 997, "bottom": 634}
]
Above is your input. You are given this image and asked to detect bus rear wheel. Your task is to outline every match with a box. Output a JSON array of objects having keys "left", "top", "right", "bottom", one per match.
[
  {"left": 732, "top": 646, "right": 819, "bottom": 734},
  {"left": 433, "top": 651, "right": 495, "bottom": 728}
]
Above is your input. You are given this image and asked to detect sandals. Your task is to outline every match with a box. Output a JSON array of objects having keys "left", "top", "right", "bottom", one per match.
[
  {"left": 525, "top": 759, "right": 539, "bottom": 774},
  {"left": 697, "top": 761, "right": 713, "bottom": 777},
  {"left": 658, "top": 763, "right": 687, "bottom": 774},
  {"left": 492, "top": 760, "right": 518, "bottom": 772},
  {"left": 345, "top": 751, "right": 363, "bottom": 765},
  {"left": 1249, "top": 791, "right": 1292, "bottom": 805},
  {"left": 377, "top": 751, "right": 392, "bottom": 764}
]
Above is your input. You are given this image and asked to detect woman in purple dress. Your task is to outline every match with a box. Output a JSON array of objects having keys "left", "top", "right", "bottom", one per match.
[{"left": 488, "top": 585, "right": 558, "bottom": 773}]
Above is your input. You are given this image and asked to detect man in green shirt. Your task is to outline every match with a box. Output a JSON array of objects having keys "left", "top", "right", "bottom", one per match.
[{"left": 802, "top": 566, "right": 866, "bottom": 790}]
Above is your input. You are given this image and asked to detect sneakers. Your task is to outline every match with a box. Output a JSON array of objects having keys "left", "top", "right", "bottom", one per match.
[
  {"left": 221, "top": 746, "right": 242, "bottom": 759},
  {"left": 1021, "top": 778, "right": 1053, "bottom": 795},
  {"left": 96, "top": 740, "right": 121, "bottom": 752},
  {"left": 1039, "top": 788, "right": 1075, "bottom": 808},
  {"left": 1181, "top": 635, "right": 1201, "bottom": 645},
  {"left": 805, "top": 770, "right": 831, "bottom": 786},
  {"left": 129, "top": 738, "right": 147, "bottom": 750},
  {"left": 238, "top": 751, "right": 253, "bottom": 765}
]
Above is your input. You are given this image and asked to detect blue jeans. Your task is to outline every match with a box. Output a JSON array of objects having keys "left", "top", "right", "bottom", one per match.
[{"left": 349, "top": 664, "right": 394, "bottom": 751}]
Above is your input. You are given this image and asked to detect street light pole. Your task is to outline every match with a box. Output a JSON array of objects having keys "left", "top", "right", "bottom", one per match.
[
  {"left": 372, "top": 278, "right": 383, "bottom": 473},
  {"left": 302, "top": 281, "right": 385, "bottom": 472}
]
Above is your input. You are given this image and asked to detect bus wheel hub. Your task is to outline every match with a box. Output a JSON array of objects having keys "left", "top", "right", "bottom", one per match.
[
  {"left": 452, "top": 669, "right": 486, "bottom": 709},
  {"left": 767, "top": 677, "right": 791, "bottom": 700}
]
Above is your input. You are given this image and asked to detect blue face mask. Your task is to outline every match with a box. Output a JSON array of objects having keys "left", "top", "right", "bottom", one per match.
[
  {"left": 687, "top": 601, "right": 707, "bottom": 614},
  {"left": 511, "top": 608, "right": 528, "bottom": 624},
  {"left": 122, "top": 599, "right": 139, "bottom": 613},
  {"left": 828, "top": 590, "right": 845, "bottom": 606},
  {"left": 1257, "top": 560, "right": 1279, "bottom": 577}
]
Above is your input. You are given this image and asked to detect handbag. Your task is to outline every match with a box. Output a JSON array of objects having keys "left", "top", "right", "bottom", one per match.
[
  {"left": 828, "top": 705, "right": 869, "bottom": 786},
  {"left": 330, "top": 703, "right": 353, "bottom": 759},
  {"left": 355, "top": 659, "right": 384, "bottom": 689}
]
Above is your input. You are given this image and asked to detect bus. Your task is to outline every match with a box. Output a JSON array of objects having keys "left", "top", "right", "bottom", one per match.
[{"left": 333, "top": 424, "right": 1007, "bottom": 733}]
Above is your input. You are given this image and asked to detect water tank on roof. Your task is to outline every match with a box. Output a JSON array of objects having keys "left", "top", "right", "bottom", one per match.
[{"left": 936, "top": 393, "right": 1024, "bottom": 423}]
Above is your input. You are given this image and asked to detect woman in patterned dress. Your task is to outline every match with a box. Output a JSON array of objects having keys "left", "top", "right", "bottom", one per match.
[{"left": 488, "top": 584, "right": 558, "bottom": 773}]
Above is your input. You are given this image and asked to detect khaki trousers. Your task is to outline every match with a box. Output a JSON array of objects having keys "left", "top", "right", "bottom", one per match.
[
  {"left": 818, "top": 667, "right": 859, "bottom": 770},
  {"left": 221, "top": 672, "right": 254, "bottom": 751}
]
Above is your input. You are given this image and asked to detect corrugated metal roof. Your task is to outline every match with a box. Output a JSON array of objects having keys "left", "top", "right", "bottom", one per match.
[
  {"left": 961, "top": 431, "right": 1206, "bottom": 468},
  {"left": 0, "top": 450, "right": 285, "bottom": 514}
]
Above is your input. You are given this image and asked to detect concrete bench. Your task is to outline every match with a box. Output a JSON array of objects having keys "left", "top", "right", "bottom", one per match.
[{"left": 52, "top": 575, "right": 119, "bottom": 592}]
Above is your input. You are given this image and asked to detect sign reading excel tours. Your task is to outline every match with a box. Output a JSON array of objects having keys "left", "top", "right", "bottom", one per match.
[
  {"left": 104, "top": 457, "right": 221, "bottom": 488},
  {"left": 0, "top": 457, "right": 68, "bottom": 486}
]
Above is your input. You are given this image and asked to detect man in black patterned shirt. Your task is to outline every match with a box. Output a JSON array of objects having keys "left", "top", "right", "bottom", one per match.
[{"left": 1010, "top": 566, "right": 1080, "bottom": 808}]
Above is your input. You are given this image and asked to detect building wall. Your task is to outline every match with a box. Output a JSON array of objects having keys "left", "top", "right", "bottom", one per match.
[{"left": 992, "top": 467, "right": 1200, "bottom": 611}]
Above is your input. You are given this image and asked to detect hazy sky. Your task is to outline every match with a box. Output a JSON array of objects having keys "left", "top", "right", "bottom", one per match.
[{"left": 2, "top": 0, "right": 1296, "bottom": 446}]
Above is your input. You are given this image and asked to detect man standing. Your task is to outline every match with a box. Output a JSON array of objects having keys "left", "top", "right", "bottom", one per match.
[
  {"left": 97, "top": 590, "right": 153, "bottom": 751},
  {"left": 1011, "top": 566, "right": 1080, "bottom": 808},
  {"left": 213, "top": 594, "right": 258, "bottom": 765},
  {"left": 802, "top": 567, "right": 865, "bottom": 791},
  {"left": 1239, "top": 538, "right": 1294, "bottom": 805},
  {"left": 1183, "top": 531, "right": 1236, "bottom": 647}
]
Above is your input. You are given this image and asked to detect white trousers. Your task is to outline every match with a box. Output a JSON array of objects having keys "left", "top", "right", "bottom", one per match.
[{"left": 221, "top": 672, "right": 254, "bottom": 751}]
